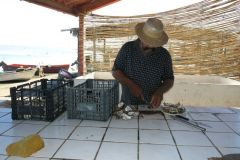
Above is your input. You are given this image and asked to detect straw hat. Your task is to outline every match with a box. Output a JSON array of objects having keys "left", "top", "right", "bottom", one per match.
[{"left": 135, "top": 18, "right": 168, "bottom": 47}]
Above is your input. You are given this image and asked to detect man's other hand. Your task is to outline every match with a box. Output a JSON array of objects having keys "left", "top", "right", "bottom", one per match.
[
  {"left": 150, "top": 91, "right": 163, "bottom": 108},
  {"left": 129, "top": 83, "right": 144, "bottom": 100}
]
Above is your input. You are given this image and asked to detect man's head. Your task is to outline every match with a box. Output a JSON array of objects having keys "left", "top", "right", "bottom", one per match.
[{"left": 135, "top": 18, "right": 168, "bottom": 47}]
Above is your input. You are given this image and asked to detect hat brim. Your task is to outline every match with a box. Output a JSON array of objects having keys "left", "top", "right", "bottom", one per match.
[{"left": 135, "top": 22, "right": 168, "bottom": 47}]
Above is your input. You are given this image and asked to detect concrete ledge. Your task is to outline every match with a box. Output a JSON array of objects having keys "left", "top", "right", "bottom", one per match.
[{"left": 74, "top": 72, "right": 240, "bottom": 107}]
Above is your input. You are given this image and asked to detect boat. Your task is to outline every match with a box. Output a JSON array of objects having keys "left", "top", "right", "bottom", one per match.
[
  {"left": 0, "top": 62, "right": 36, "bottom": 71},
  {"left": 42, "top": 64, "right": 69, "bottom": 73},
  {"left": 0, "top": 68, "right": 37, "bottom": 82},
  {"left": 0, "top": 61, "right": 69, "bottom": 74}
]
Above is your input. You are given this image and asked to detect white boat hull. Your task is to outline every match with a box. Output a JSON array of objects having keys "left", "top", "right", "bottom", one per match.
[{"left": 0, "top": 69, "right": 36, "bottom": 82}]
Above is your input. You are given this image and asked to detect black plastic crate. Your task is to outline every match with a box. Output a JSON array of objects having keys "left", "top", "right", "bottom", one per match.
[
  {"left": 10, "top": 79, "right": 73, "bottom": 121},
  {"left": 66, "top": 79, "right": 119, "bottom": 121}
]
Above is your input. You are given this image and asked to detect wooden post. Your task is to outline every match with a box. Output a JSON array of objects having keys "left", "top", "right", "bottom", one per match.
[
  {"left": 78, "top": 14, "right": 84, "bottom": 75},
  {"left": 93, "top": 38, "right": 96, "bottom": 62}
]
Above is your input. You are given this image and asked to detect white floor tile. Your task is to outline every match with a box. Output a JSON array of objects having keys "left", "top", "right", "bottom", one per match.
[
  {"left": 3, "top": 124, "right": 45, "bottom": 137},
  {"left": 1, "top": 107, "right": 239, "bottom": 160},
  {"left": 0, "top": 136, "right": 22, "bottom": 155},
  {"left": 197, "top": 121, "right": 233, "bottom": 132},
  {"left": 54, "top": 140, "right": 100, "bottom": 160},
  {"left": 139, "top": 129, "right": 174, "bottom": 145},
  {"left": 7, "top": 157, "right": 49, "bottom": 160},
  {"left": 163, "top": 114, "right": 172, "bottom": 120},
  {"left": 188, "top": 107, "right": 234, "bottom": 114},
  {"left": 172, "top": 131, "right": 212, "bottom": 146},
  {"left": 69, "top": 126, "right": 106, "bottom": 141},
  {"left": 218, "top": 147, "right": 240, "bottom": 155},
  {"left": 167, "top": 120, "right": 199, "bottom": 131},
  {"left": 139, "top": 144, "right": 180, "bottom": 160},
  {"left": 217, "top": 113, "right": 240, "bottom": 122},
  {"left": 104, "top": 128, "right": 138, "bottom": 143},
  {"left": 21, "top": 120, "right": 49, "bottom": 125},
  {"left": 178, "top": 146, "right": 221, "bottom": 160},
  {"left": 185, "top": 106, "right": 200, "bottom": 112},
  {"left": 190, "top": 113, "right": 219, "bottom": 121},
  {"left": 80, "top": 119, "right": 110, "bottom": 127},
  {"left": 109, "top": 118, "right": 138, "bottom": 129},
  {"left": 0, "top": 108, "right": 11, "bottom": 113},
  {"left": 206, "top": 132, "right": 240, "bottom": 147},
  {"left": 0, "top": 123, "right": 16, "bottom": 134},
  {"left": 0, "top": 155, "right": 7, "bottom": 160},
  {"left": 139, "top": 119, "right": 169, "bottom": 130},
  {"left": 140, "top": 113, "right": 165, "bottom": 120},
  {"left": 39, "top": 125, "right": 75, "bottom": 139},
  {"left": 96, "top": 142, "right": 137, "bottom": 160},
  {"left": 225, "top": 122, "right": 240, "bottom": 133},
  {"left": 230, "top": 107, "right": 240, "bottom": 114},
  {"left": 0, "top": 114, "right": 22, "bottom": 124},
  {"left": 0, "top": 113, "right": 8, "bottom": 118},
  {"left": 50, "top": 113, "right": 81, "bottom": 126},
  {"left": 31, "top": 138, "right": 64, "bottom": 158},
  {"left": 205, "top": 107, "right": 235, "bottom": 114},
  {"left": 163, "top": 112, "right": 192, "bottom": 120}
]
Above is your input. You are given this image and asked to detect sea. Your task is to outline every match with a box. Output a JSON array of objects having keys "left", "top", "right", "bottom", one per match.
[{"left": 0, "top": 44, "right": 78, "bottom": 66}]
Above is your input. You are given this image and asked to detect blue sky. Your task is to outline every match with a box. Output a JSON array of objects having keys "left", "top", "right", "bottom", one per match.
[
  {"left": 0, "top": 0, "right": 202, "bottom": 65},
  {"left": 0, "top": 0, "right": 78, "bottom": 64},
  {"left": 0, "top": 0, "right": 78, "bottom": 48}
]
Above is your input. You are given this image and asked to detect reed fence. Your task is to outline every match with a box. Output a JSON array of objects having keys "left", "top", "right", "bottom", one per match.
[{"left": 83, "top": 0, "right": 240, "bottom": 80}]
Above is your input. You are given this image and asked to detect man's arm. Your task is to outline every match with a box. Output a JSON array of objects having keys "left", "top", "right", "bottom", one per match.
[
  {"left": 112, "top": 70, "right": 132, "bottom": 86},
  {"left": 156, "top": 79, "right": 174, "bottom": 95},
  {"left": 151, "top": 79, "right": 174, "bottom": 108},
  {"left": 150, "top": 48, "right": 175, "bottom": 108},
  {"left": 112, "top": 70, "right": 144, "bottom": 100}
]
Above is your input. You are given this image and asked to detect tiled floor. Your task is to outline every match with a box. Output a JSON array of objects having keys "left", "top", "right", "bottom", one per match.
[{"left": 0, "top": 106, "right": 240, "bottom": 160}]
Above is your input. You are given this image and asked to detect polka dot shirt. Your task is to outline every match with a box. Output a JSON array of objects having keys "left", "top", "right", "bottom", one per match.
[{"left": 112, "top": 39, "right": 174, "bottom": 105}]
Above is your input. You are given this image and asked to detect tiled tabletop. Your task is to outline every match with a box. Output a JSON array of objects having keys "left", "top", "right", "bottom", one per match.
[{"left": 0, "top": 106, "right": 240, "bottom": 160}]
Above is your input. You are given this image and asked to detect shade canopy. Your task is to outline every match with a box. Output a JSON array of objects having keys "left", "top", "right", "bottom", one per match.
[{"left": 23, "top": 0, "right": 119, "bottom": 16}]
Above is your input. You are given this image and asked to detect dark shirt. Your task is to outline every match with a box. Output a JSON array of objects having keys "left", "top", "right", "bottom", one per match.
[{"left": 112, "top": 39, "right": 174, "bottom": 105}]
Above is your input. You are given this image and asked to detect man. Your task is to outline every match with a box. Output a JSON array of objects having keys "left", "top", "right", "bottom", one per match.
[{"left": 112, "top": 18, "right": 174, "bottom": 108}]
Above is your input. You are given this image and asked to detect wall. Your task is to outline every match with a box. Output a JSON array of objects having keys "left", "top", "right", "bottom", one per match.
[{"left": 74, "top": 72, "right": 240, "bottom": 107}]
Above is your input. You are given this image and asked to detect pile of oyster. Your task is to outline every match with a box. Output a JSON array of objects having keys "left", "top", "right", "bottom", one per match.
[
  {"left": 161, "top": 102, "right": 186, "bottom": 115},
  {"left": 113, "top": 102, "right": 186, "bottom": 119},
  {"left": 113, "top": 102, "right": 140, "bottom": 120}
]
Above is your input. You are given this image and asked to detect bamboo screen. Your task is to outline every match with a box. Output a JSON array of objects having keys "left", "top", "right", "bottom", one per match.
[{"left": 83, "top": 0, "right": 240, "bottom": 80}]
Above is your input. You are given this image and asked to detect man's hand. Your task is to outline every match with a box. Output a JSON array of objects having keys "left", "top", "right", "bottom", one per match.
[
  {"left": 112, "top": 70, "right": 145, "bottom": 100},
  {"left": 128, "top": 83, "right": 144, "bottom": 100},
  {"left": 150, "top": 79, "right": 174, "bottom": 108},
  {"left": 150, "top": 90, "right": 163, "bottom": 108}
]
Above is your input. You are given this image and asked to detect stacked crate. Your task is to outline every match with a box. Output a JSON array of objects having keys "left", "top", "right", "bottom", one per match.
[
  {"left": 10, "top": 79, "right": 73, "bottom": 121},
  {"left": 66, "top": 79, "right": 119, "bottom": 121}
]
